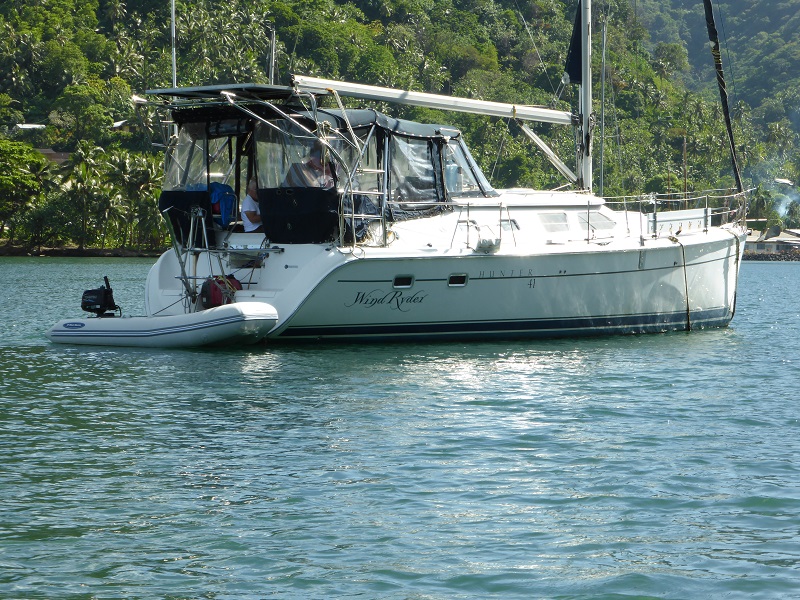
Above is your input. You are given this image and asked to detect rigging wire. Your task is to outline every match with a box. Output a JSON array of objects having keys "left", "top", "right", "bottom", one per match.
[
  {"left": 490, "top": 119, "right": 510, "bottom": 183},
  {"left": 599, "top": 6, "right": 610, "bottom": 196},
  {"left": 714, "top": 2, "right": 738, "bottom": 107},
  {"left": 512, "top": 0, "right": 558, "bottom": 98},
  {"left": 597, "top": 2, "right": 621, "bottom": 195}
]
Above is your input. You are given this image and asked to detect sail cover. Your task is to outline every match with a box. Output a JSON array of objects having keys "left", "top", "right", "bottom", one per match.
[
  {"left": 564, "top": 0, "right": 583, "bottom": 84},
  {"left": 702, "top": 0, "right": 743, "bottom": 193}
]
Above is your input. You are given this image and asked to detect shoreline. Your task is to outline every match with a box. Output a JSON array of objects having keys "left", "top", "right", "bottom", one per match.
[
  {"left": 742, "top": 252, "right": 800, "bottom": 261},
  {"left": 0, "top": 245, "right": 164, "bottom": 258}
]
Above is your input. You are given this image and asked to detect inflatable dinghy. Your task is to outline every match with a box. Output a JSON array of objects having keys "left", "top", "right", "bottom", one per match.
[
  {"left": 49, "top": 276, "right": 277, "bottom": 348},
  {"left": 48, "top": 301, "right": 277, "bottom": 348}
]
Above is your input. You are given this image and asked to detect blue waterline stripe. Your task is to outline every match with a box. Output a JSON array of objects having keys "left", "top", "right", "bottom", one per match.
[{"left": 278, "top": 307, "right": 731, "bottom": 339}]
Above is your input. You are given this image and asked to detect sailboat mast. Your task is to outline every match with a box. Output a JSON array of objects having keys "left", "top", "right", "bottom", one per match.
[
  {"left": 580, "top": 0, "right": 593, "bottom": 191},
  {"left": 599, "top": 13, "right": 608, "bottom": 196},
  {"left": 702, "top": 0, "right": 743, "bottom": 193}
]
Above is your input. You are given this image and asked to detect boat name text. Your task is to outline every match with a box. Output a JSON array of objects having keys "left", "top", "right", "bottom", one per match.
[
  {"left": 346, "top": 289, "right": 428, "bottom": 312},
  {"left": 478, "top": 269, "right": 536, "bottom": 278}
]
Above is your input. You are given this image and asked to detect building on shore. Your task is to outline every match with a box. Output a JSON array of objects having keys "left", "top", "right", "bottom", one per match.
[{"left": 745, "top": 227, "right": 800, "bottom": 260}]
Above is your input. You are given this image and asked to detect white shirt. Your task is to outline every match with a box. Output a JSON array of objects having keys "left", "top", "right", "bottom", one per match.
[{"left": 241, "top": 193, "right": 260, "bottom": 232}]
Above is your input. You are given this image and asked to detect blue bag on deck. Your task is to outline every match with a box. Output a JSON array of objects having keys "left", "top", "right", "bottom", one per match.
[{"left": 209, "top": 182, "right": 236, "bottom": 227}]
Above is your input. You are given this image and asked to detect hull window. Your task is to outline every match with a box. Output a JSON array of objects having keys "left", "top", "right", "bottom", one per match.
[
  {"left": 448, "top": 274, "right": 468, "bottom": 287},
  {"left": 393, "top": 275, "right": 414, "bottom": 289}
]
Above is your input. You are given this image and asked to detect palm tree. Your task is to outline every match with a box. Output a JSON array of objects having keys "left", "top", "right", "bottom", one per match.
[
  {"left": 60, "top": 142, "right": 108, "bottom": 249},
  {"left": 105, "top": 149, "right": 164, "bottom": 249},
  {"left": 24, "top": 159, "right": 60, "bottom": 199},
  {"left": 97, "top": 183, "right": 122, "bottom": 249},
  {"left": 767, "top": 121, "right": 795, "bottom": 161},
  {"left": 132, "top": 154, "right": 164, "bottom": 249},
  {"left": 104, "top": 0, "right": 127, "bottom": 28},
  {"left": 62, "top": 162, "right": 93, "bottom": 250},
  {"left": 65, "top": 140, "right": 105, "bottom": 174}
]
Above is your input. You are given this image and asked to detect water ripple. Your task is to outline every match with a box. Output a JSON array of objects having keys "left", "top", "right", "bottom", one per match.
[{"left": 2, "top": 259, "right": 800, "bottom": 598}]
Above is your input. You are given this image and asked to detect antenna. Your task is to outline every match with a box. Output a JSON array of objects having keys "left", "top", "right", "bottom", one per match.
[
  {"left": 268, "top": 24, "right": 276, "bottom": 85},
  {"left": 171, "top": 0, "right": 177, "bottom": 87}
]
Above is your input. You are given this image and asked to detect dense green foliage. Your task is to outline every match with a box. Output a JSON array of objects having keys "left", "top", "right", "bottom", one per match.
[{"left": 1, "top": 0, "right": 798, "bottom": 251}]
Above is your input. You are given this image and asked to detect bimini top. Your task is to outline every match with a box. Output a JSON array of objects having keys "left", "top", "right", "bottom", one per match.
[
  {"left": 298, "top": 108, "right": 462, "bottom": 140},
  {"left": 145, "top": 83, "right": 298, "bottom": 102},
  {"left": 146, "top": 83, "right": 463, "bottom": 141}
]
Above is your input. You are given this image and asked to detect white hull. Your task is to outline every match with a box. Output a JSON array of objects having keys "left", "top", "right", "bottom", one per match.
[
  {"left": 272, "top": 233, "right": 743, "bottom": 341},
  {"left": 48, "top": 302, "right": 277, "bottom": 348},
  {"left": 144, "top": 200, "right": 746, "bottom": 343}
]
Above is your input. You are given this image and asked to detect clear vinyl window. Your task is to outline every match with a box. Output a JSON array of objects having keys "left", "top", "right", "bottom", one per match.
[{"left": 443, "top": 139, "right": 483, "bottom": 197}]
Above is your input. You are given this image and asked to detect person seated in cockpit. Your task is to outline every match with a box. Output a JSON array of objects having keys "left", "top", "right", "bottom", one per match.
[
  {"left": 241, "top": 179, "right": 263, "bottom": 233},
  {"left": 282, "top": 141, "right": 336, "bottom": 189}
]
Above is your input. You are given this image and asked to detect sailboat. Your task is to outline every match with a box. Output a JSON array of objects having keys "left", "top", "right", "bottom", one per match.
[{"left": 48, "top": 0, "right": 749, "bottom": 347}]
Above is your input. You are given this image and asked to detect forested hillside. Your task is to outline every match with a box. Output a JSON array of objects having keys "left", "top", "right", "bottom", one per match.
[
  {"left": 636, "top": 0, "right": 800, "bottom": 130},
  {"left": 1, "top": 0, "right": 797, "bottom": 252}
]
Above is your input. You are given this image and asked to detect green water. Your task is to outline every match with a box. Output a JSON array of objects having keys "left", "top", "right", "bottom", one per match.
[{"left": 1, "top": 257, "right": 799, "bottom": 599}]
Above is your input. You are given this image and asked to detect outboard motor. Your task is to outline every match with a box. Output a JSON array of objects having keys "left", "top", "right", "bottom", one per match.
[{"left": 81, "top": 276, "right": 120, "bottom": 317}]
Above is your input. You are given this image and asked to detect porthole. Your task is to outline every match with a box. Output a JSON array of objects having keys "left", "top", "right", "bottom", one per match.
[
  {"left": 393, "top": 275, "right": 414, "bottom": 289},
  {"left": 448, "top": 274, "right": 468, "bottom": 287}
]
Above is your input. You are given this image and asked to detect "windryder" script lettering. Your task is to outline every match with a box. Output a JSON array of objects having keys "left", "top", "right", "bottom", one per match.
[{"left": 345, "top": 289, "right": 428, "bottom": 312}]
